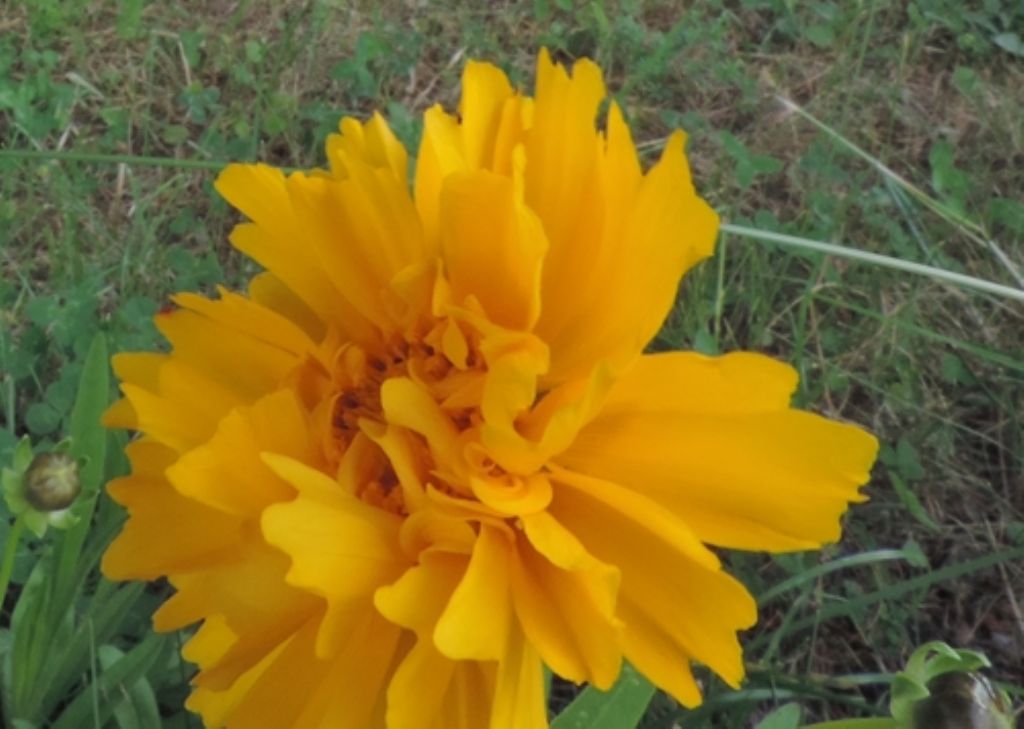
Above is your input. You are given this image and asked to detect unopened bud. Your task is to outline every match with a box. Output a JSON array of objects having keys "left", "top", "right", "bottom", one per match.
[
  {"left": 24, "top": 452, "right": 80, "bottom": 511},
  {"left": 913, "top": 673, "right": 1013, "bottom": 729}
]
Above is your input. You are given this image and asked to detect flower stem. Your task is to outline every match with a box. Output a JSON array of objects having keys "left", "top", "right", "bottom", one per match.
[{"left": 0, "top": 516, "right": 25, "bottom": 615}]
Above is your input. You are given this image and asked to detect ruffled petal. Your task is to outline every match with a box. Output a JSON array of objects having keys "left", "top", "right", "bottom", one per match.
[
  {"left": 489, "top": 628, "right": 547, "bottom": 729},
  {"left": 511, "top": 529, "right": 622, "bottom": 688},
  {"left": 440, "top": 170, "right": 547, "bottom": 330},
  {"left": 538, "top": 129, "right": 718, "bottom": 381},
  {"left": 260, "top": 455, "right": 407, "bottom": 659},
  {"left": 103, "top": 441, "right": 243, "bottom": 579},
  {"left": 215, "top": 164, "right": 361, "bottom": 338},
  {"left": 557, "top": 351, "right": 879, "bottom": 551},
  {"left": 434, "top": 524, "right": 513, "bottom": 661},
  {"left": 548, "top": 468, "right": 757, "bottom": 701},
  {"left": 151, "top": 530, "right": 321, "bottom": 703},
  {"left": 167, "top": 390, "right": 317, "bottom": 519}
]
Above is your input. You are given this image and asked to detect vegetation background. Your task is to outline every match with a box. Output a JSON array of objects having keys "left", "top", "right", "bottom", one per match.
[{"left": 1, "top": 0, "right": 1022, "bottom": 727}]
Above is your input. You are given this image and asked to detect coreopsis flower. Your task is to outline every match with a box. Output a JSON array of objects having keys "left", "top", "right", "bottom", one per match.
[{"left": 102, "top": 50, "right": 878, "bottom": 728}]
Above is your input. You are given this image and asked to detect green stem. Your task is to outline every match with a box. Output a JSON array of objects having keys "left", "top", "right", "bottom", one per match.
[
  {"left": 0, "top": 148, "right": 229, "bottom": 171},
  {"left": 721, "top": 223, "right": 1024, "bottom": 302},
  {"left": 802, "top": 719, "right": 900, "bottom": 729},
  {"left": 776, "top": 94, "right": 1024, "bottom": 288},
  {"left": 0, "top": 516, "right": 25, "bottom": 616}
]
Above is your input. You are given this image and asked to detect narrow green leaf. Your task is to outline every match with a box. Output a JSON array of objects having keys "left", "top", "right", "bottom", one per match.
[
  {"left": 551, "top": 664, "right": 655, "bottom": 729},
  {"left": 50, "top": 333, "right": 109, "bottom": 619},
  {"left": 757, "top": 549, "right": 909, "bottom": 605},
  {"left": 6, "top": 557, "right": 52, "bottom": 718},
  {"left": 816, "top": 294, "right": 1024, "bottom": 374},
  {"left": 748, "top": 547, "right": 1024, "bottom": 651},
  {"left": 99, "top": 644, "right": 162, "bottom": 729},
  {"left": 67, "top": 333, "right": 110, "bottom": 500},
  {"left": 50, "top": 633, "right": 169, "bottom": 729},
  {"left": 37, "top": 582, "right": 146, "bottom": 714}
]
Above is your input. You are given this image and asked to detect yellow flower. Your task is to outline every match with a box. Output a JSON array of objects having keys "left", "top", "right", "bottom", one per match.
[{"left": 102, "top": 50, "right": 878, "bottom": 729}]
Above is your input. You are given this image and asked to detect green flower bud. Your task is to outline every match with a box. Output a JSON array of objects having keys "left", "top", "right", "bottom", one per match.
[
  {"left": 24, "top": 452, "right": 81, "bottom": 512},
  {"left": 912, "top": 672, "right": 1014, "bottom": 729}
]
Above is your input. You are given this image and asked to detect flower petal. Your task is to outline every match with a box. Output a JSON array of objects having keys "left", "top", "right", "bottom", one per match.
[
  {"left": 170, "top": 559, "right": 319, "bottom": 694},
  {"left": 167, "top": 390, "right": 316, "bottom": 518},
  {"left": 434, "top": 524, "right": 513, "bottom": 661},
  {"left": 385, "top": 639, "right": 458, "bottom": 729},
  {"left": 548, "top": 468, "right": 757, "bottom": 695},
  {"left": 215, "top": 164, "right": 359, "bottom": 336},
  {"left": 103, "top": 441, "right": 242, "bottom": 579},
  {"left": 440, "top": 170, "right": 547, "bottom": 330},
  {"left": 511, "top": 531, "right": 622, "bottom": 688},
  {"left": 327, "top": 112, "right": 408, "bottom": 184},
  {"left": 260, "top": 455, "right": 407, "bottom": 659},
  {"left": 539, "top": 130, "right": 719, "bottom": 381},
  {"left": 489, "top": 628, "right": 548, "bottom": 729},
  {"left": 558, "top": 352, "right": 879, "bottom": 550}
]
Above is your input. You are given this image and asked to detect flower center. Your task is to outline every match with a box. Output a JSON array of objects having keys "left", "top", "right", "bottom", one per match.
[{"left": 325, "top": 336, "right": 474, "bottom": 515}]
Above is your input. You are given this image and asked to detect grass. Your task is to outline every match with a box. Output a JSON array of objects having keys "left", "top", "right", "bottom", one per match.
[{"left": 1, "top": 0, "right": 1023, "bottom": 727}]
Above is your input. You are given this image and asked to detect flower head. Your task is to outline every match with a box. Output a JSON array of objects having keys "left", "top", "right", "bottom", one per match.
[
  {"left": 103, "top": 50, "right": 878, "bottom": 728},
  {"left": 3, "top": 438, "right": 80, "bottom": 536}
]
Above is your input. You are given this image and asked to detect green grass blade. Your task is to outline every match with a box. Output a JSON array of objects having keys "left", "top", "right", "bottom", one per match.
[
  {"left": 815, "top": 295, "right": 1024, "bottom": 374},
  {"left": 37, "top": 582, "right": 146, "bottom": 714},
  {"left": 802, "top": 720, "right": 899, "bottom": 729},
  {"left": 749, "top": 546, "right": 1024, "bottom": 652},
  {"left": 757, "top": 549, "right": 909, "bottom": 605},
  {"left": 551, "top": 663, "right": 656, "bottom": 729},
  {"left": 50, "top": 633, "right": 169, "bottom": 729},
  {"left": 721, "top": 224, "right": 1024, "bottom": 302},
  {"left": 100, "top": 644, "right": 163, "bottom": 729},
  {"left": 776, "top": 95, "right": 1024, "bottom": 288},
  {"left": 0, "top": 149, "right": 229, "bottom": 172}
]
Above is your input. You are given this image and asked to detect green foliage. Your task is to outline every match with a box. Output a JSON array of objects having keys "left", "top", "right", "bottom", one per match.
[
  {"left": 551, "top": 664, "right": 656, "bottom": 729},
  {"left": 0, "top": 335, "right": 180, "bottom": 727},
  {"left": 755, "top": 703, "right": 802, "bottom": 729}
]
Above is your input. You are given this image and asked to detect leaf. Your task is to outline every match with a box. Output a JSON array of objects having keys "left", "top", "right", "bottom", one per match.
[
  {"left": 993, "top": 32, "right": 1024, "bottom": 57},
  {"left": 47, "top": 334, "right": 111, "bottom": 671},
  {"left": 890, "top": 473, "right": 940, "bottom": 533},
  {"left": 116, "top": 0, "right": 144, "bottom": 39},
  {"left": 951, "top": 66, "right": 979, "bottom": 95},
  {"left": 746, "top": 547, "right": 1024, "bottom": 652},
  {"left": 50, "top": 634, "right": 169, "bottom": 729},
  {"left": 755, "top": 702, "right": 801, "bottom": 728},
  {"left": 987, "top": 197, "right": 1024, "bottom": 235},
  {"left": 99, "top": 644, "right": 163, "bottom": 729},
  {"left": 928, "top": 140, "right": 971, "bottom": 214},
  {"left": 802, "top": 720, "right": 899, "bottom": 729},
  {"left": 5, "top": 557, "right": 51, "bottom": 717},
  {"left": 804, "top": 24, "right": 836, "bottom": 47},
  {"left": 24, "top": 402, "right": 61, "bottom": 436},
  {"left": 551, "top": 663, "right": 656, "bottom": 729},
  {"left": 757, "top": 548, "right": 910, "bottom": 605},
  {"left": 35, "top": 582, "right": 147, "bottom": 715},
  {"left": 895, "top": 439, "right": 925, "bottom": 481}
]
